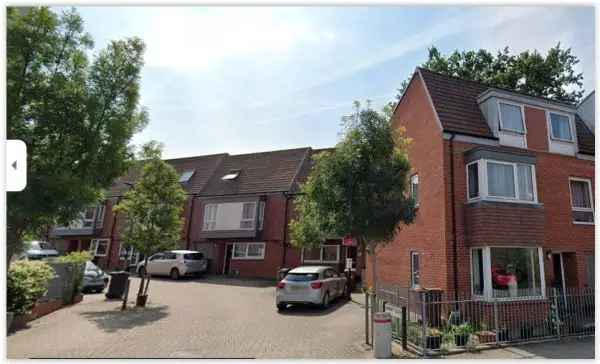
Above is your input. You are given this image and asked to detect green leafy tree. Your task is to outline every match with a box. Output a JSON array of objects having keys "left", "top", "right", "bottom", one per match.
[
  {"left": 390, "top": 44, "right": 584, "bottom": 109},
  {"left": 7, "top": 7, "right": 148, "bottom": 262},
  {"left": 114, "top": 142, "right": 186, "bottom": 306},
  {"left": 290, "top": 102, "right": 416, "bottom": 296}
]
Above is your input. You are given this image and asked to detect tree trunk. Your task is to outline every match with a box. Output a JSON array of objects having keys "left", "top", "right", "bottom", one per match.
[
  {"left": 368, "top": 240, "right": 378, "bottom": 346},
  {"left": 137, "top": 256, "right": 148, "bottom": 298},
  {"left": 6, "top": 226, "right": 24, "bottom": 271}
]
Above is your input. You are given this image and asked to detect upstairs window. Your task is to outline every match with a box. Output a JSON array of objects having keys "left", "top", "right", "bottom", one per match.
[
  {"left": 549, "top": 112, "right": 573, "bottom": 142},
  {"left": 499, "top": 102, "right": 525, "bottom": 134},
  {"left": 95, "top": 204, "right": 105, "bottom": 228},
  {"left": 82, "top": 207, "right": 96, "bottom": 228},
  {"left": 410, "top": 174, "right": 419, "bottom": 206},
  {"left": 467, "top": 159, "right": 536, "bottom": 203},
  {"left": 570, "top": 178, "right": 594, "bottom": 224},
  {"left": 240, "top": 202, "right": 256, "bottom": 229},
  {"left": 203, "top": 204, "right": 218, "bottom": 231}
]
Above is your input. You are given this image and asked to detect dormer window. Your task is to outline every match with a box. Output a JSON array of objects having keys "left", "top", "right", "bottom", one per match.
[
  {"left": 498, "top": 102, "right": 525, "bottom": 134},
  {"left": 549, "top": 112, "right": 573, "bottom": 142},
  {"left": 221, "top": 169, "right": 240, "bottom": 180},
  {"left": 179, "top": 170, "right": 195, "bottom": 183}
]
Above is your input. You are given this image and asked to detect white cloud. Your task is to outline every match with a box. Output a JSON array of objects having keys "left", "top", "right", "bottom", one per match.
[{"left": 139, "top": 7, "right": 335, "bottom": 70}]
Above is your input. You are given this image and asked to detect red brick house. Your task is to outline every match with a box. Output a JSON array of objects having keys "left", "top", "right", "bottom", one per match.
[
  {"left": 51, "top": 147, "right": 365, "bottom": 280},
  {"left": 369, "top": 68, "right": 594, "bottom": 301}
]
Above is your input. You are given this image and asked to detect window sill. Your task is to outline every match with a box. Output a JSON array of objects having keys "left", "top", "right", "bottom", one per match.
[
  {"left": 550, "top": 137, "right": 575, "bottom": 144},
  {"left": 472, "top": 295, "right": 546, "bottom": 302},
  {"left": 467, "top": 198, "right": 543, "bottom": 207},
  {"left": 231, "top": 257, "right": 265, "bottom": 261},
  {"left": 573, "top": 221, "right": 595, "bottom": 226}
]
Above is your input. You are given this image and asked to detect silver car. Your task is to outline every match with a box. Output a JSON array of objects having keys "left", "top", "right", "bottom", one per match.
[
  {"left": 137, "top": 250, "right": 208, "bottom": 280},
  {"left": 82, "top": 261, "right": 110, "bottom": 293},
  {"left": 276, "top": 266, "right": 347, "bottom": 311},
  {"left": 25, "top": 240, "right": 59, "bottom": 260}
]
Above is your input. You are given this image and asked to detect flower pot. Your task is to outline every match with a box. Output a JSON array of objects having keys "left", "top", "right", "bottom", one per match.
[
  {"left": 475, "top": 331, "right": 496, "bottom": 344},
  {"left": 425, "top": 335, "right": 441, "bottom": 350},
  {"left": 454, "top": 333, "right": 469, "bottom": 347},
  {"left": 7, "top": 312, "right": 14, "bottom": 332},
  {"left": 136, "top": 294, "right": 148, "bottom": 307}
]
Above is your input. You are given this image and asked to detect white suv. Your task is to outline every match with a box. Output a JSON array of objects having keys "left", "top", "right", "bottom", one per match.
[{"left": 137, "top": 250, "right": 208, "bottom": 280}]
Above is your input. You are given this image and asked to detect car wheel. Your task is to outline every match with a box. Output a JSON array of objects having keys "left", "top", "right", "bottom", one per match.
[
  {"left": 170, "top": 268, "right": 180, "bottom": 280},
  {"left": 322, "top": 292, "right": 330, "bottom": 308},
  {"left": 277, "top": 303, "right": 287, "bottom": 311},
  {"left": 138, "top": 266, "right": 146, "bottom": 277}
]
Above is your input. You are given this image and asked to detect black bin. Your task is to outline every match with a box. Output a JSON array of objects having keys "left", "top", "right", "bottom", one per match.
[
  {"left": 277, "top": 267, "right": 291, "bottom": 281},
  {"left": 106, "top": 271, "right": 130, "bottom": 299}
]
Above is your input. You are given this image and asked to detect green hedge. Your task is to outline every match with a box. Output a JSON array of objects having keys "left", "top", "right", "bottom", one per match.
[{"left": 8, "top": 261, "right": 55, "bottom": 315}]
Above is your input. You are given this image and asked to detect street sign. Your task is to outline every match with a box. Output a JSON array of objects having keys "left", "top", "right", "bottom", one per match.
[{"left": 342, "top": 235, "right": 357, "bottom": 246}]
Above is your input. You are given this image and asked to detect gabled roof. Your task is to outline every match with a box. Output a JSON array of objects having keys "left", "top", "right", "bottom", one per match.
[
  {"left": 199, "top": 147, "right": 312, "bottom": 196},
  {"left": 108, "top": 153, "right": 227, "bottom": 197},
  {"left": 415, "top": 67, "right": 594, "bottom": 155},
  {"left": 289, "top": 147, "right": 334, "bottom": 194}
]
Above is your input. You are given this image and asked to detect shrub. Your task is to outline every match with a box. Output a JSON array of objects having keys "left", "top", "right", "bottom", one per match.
[
  {"left": 58, "top": 251, "right": 92, "bottom": 264},
  {"left": 8, "top": 261, "right": 55, "bottom": 315}
]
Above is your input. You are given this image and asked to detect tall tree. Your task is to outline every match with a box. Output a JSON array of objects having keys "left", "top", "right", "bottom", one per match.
[
  {"left": 114, "top": 142, "right": 186, "bottom": 307},
  {"left": 7, "top": 7, "right": 148, "bottom": 261},
  {"left": 289, "top": 102, "right": 416, "bottom": 302},
  {"left": 390, "top": 44, "right": 584, "bottom": 109}
]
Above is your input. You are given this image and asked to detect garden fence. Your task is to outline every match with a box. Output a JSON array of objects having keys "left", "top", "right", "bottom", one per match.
[{"left": 373, "top": 283, "right": 594, "bottom": 356}]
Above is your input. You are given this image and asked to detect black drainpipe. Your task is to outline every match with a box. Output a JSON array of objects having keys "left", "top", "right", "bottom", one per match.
[
  {"left": 449, "top": 133, "right": 459, "bottom": 303},
  {"left": 186, "top": 195, "right": 196, "bottom": 250},
  {"left": 281, "top": 192, "right": 290, "bottom": 268},
  {"left": 109, "top": 197, "right": 121, "bottom": 270}
]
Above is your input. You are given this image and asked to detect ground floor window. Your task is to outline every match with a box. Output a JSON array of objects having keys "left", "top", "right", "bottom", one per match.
[
  {"left": 90, "top": 239, "right": 110, "bottom": 257},
  {"left": 471, "top": 246, "right": 545, "bottom": 299},
  {"left": 301, "top": 245, "right": 340, "bottom": 263},
  {"left": 119, "top": 244, "right": 140, "bottom": 265},
  {"left": 586, "top": 254, "right": 595, "bottom": 288},
  {"left": 232, "top": 242, "right": 265, "bottom": 260}
]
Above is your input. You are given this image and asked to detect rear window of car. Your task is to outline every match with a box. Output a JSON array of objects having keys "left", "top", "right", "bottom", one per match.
[
  {"left": 286, "top": 273, "right": 319, "bottom": 281},
  {"left": 38, "top": 242, "right": 54, "bottom": 250},
  {"left": 184, "top": 253, "right": 204, "bottom": 260}
]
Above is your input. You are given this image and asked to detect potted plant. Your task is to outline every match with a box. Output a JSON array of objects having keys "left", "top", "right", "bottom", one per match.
[
  {"left": 425, "top": 328, "right": 442, "bottom": 350},
  {"left": 452, "top": 323, "right": 473, "bottom": 347}
]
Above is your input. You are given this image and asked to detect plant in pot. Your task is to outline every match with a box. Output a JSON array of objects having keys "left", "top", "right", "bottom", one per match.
[
  {"left": 425, "top": 328, "right": 442, "bottom": 350},
  {"left": 452, "top": 323, "right": 473, "bottom": 347}
]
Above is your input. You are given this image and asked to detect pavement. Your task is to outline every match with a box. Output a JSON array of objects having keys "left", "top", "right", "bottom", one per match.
[
  {"left": 447, "top": 337, "right": 595, "bottom": 359},
  {"left": 7, "top": 276, "right": 371, "bottom": 359}
]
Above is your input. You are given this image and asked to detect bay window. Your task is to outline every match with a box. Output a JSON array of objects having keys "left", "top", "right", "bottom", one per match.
[
  {"left": 570, "top": 178, "right": 594, "bottom": 224},
  {"left": 471, "top": 247, "right": 545, "bottom": 299},
  {"left": 302, "top": 245, "right": 340, "bottom": 263},
  {"left": 240, "top": 202, "right": 256, "bottom": 229},
  {"left": 467, "top": 159, "right": 537, "bottom": 203}
]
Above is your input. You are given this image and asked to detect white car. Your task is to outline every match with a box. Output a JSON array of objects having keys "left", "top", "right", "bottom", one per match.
[
  {"left": 24, "top": 240, "right": 59, "bottom": 260},
  {"left": 136, "top": 250, "right": 208, "bottom": 280},
  {"left": 276, "top": 266, "right": 347, "bottom": 311}
]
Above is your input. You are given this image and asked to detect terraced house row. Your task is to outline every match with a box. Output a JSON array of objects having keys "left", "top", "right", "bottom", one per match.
[
  {"left": 49, "top": 147, "right": 366, "bottom": 280},
  {"left": 369, "top": 68, "right": 595, "bottom": 299}
]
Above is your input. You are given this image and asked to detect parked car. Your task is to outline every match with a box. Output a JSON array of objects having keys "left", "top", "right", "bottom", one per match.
[
  {"left": 136, "top": 250, "right": 208, "bottom": 280},
  {"left": 82, "top": 261, "right": 110, "bottom": 293},
  {"left": 276, "top": 266, "right": 347, "bottom": 311},
  {"left": 24, "top": 240, "right": 59, "bottom": 260}
]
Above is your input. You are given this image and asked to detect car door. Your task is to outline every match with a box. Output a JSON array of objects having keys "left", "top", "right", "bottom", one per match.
[
  {"left": 162, "top": 252, "right": 177, "bottom": 275},
  {"left": 328, "top": 269, "right": 342, "bottom": 297},
  {"left": 146, "top": 253, "right": 164, "bottom": 275}
]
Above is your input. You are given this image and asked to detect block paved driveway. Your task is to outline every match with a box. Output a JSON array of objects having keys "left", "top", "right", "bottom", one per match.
[{"left": 8, "top": 276, "right": 370, "bottom": 359}]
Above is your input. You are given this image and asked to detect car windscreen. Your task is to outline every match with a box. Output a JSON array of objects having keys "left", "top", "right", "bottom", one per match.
[
  {"left": 184, "top": 253, "right": 204, "bottom": 260},
  {"left": 85, "top": 261, "right": 101, "bottom": 272},
  {"left": 38, "top": 242, "right": 54, "bottom": 250},
  {"left": 285, "top": 273, "right": 319, "bottom": 281}
]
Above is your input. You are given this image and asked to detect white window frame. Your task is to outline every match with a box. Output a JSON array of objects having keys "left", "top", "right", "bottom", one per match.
[
  {"left": 95, "top": 204, "right": 105, "bottom": 228},
  {"left": 466, "top": 161, "right": 481, "bottom": 201},
  {"left": 301, "top": 245, "right": 340, "bottom": 264},
  {"left": 547, "top": 110, "right": 575, "bottom": 143},
  {"left": 569, "top": 177, "right": 594, "bottom": 225},
  {"left": 498, "top": 100, "right": 527, "bottom": 135},
  {"left": 90, "top": 238, "right": 110, "bottom": 257},
  {"left": 470, "top": 246, "right": 546, "bottom": 301},
  {"left": 240, "top": 202, "right": 257, "bottom": 230},
  {"left": 410, "top": 174, "right": 419, "bottom": 207},
  {"left": 467, "top": 159, "right": 538, "bottom": 204},
  {"left": 231, "top": 242, "right": 266, "bottom": 260},
  {"left": 257, "top": 201, "right": 266, "bottom": 230},
  {"left": 411, "top": 251, "right": 420, "bottom": 289},
  {"left": 203, "top": 203, "right": 218, "bottom": 231}
]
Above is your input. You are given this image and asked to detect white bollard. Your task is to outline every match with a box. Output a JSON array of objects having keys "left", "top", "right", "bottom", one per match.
[{"left": 374, "top": 311, "right": 392, "bottom": 358}]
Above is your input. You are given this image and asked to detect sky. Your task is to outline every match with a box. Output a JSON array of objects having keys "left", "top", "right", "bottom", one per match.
[{"left": 65, "top": 6, "right": 595, "bottom": 159}]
